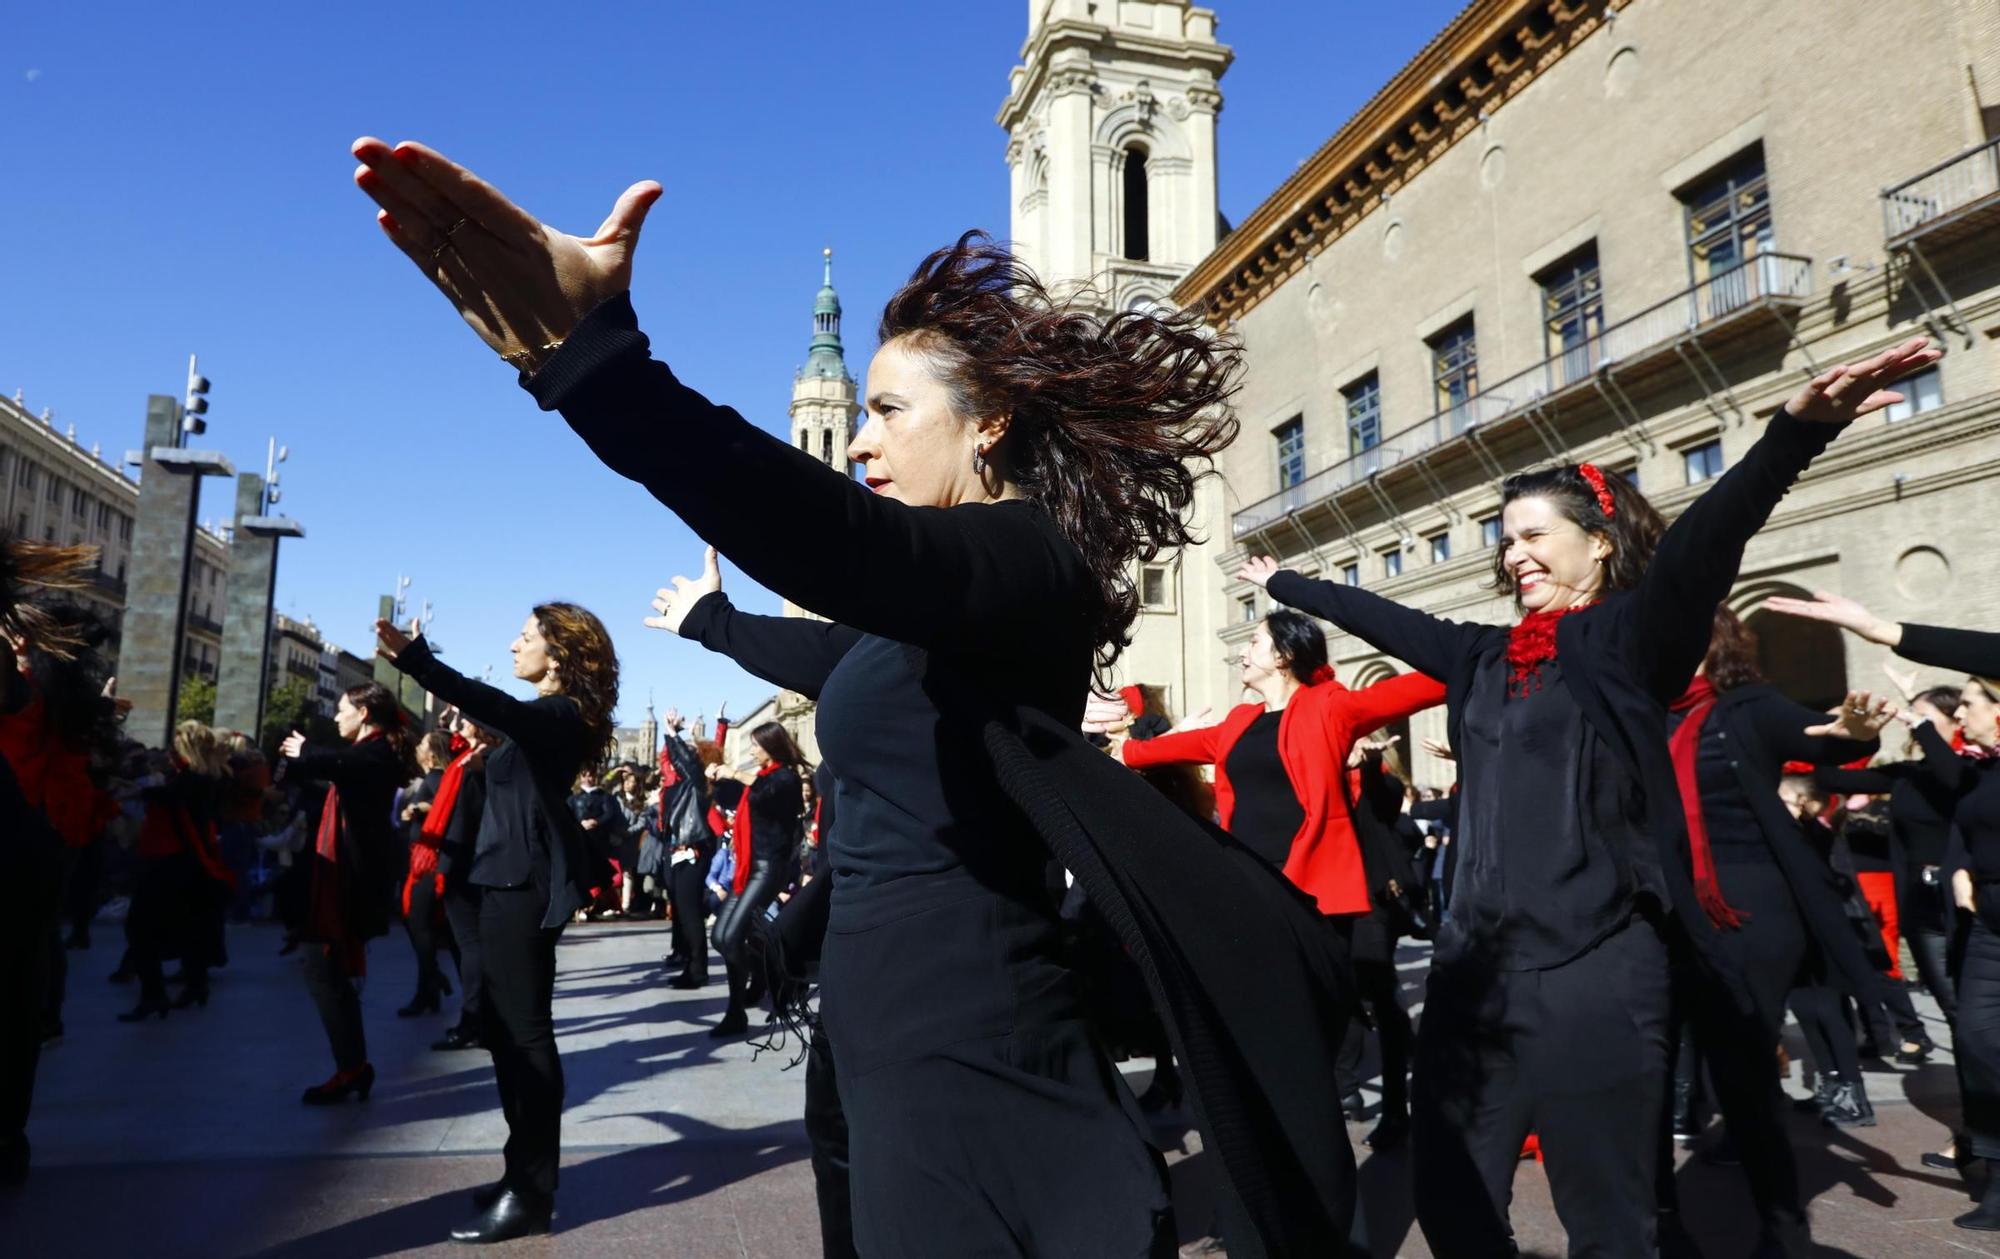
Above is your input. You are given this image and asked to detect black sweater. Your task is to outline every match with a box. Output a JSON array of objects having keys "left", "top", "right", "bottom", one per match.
[
  {"left": 290, "top": 736, "right": 405, "bottom": 941},
  {"left": 391, "top": 637, "right": 592, "bottom": 928},
  {"left": 712, "top": 767, "right": 804, "bottom": 871},
  {"left": 528, "top": 292, "right": 1359, "bottom": 1258},
  {"left": 1269, "top": 409, "right": 1846, "bottom": 986}
]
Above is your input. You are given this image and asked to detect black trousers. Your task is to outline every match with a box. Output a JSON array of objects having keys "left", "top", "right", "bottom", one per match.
[
  {"left": 1413, "top": 917, "right": 1670, "bottom": 1259},
  {"left": 805, "top": 1024, "right": 859, "bottom": 1259},
  {"left": 403, "top": 874, "right": 459, "bottom": 999},
  {"left": 1905, "top": 864, "right": 1956, "bottom": 1022},
  {"left": 301, "top": 945, "right": 368, "bottom": 1072},
  {"left": 441, "top": 881, "right": 485, "bottom": 1031},
  {"left": 1958, "top": 916, "right": 2000, "bottom": 1159},
  {"left": 1, "top": 839, "right": 65, "bottom": 1161},
  {"left": 1337, "top": 912, "right": 1412, "bottom": 1119},
  {"left": 1787, "top": 984, "right": 1862, "bottom": 1083},
  {"left": 479, "top": 884, "right": 564, "bottom": 1199},
  {"left": 821, "top": 868, "right": 1172, "bottom": 1258},
  {"left": 668, "top": 851, "right": 710, "bottom": 983},
  {"left": 713, "top": 859, "right": 784, "bottom": 1020}
]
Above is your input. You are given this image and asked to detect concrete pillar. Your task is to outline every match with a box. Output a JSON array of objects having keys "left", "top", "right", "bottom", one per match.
[
  {"left": 114, "top": 396, "right": 233, "bottom": 748},
  {"left": 214, "top": 473, "right": 305, "bottom": 740}
]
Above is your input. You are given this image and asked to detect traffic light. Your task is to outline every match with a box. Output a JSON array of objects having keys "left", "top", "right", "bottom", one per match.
[{"left": 183, "top": 354, "right": 211, "bottom": 436}]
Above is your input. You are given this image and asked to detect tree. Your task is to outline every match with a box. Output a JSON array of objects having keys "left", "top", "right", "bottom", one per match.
[
  {"left": 259, "top": 677, "right": 316, "bottom": 756},
  {"left": 176, "top": 674, "right": 217, "bottom": 726}
]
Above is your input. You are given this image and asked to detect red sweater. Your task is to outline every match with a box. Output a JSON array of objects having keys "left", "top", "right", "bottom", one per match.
[{"left": 1122, "top": 671, "right": 1445, "bottom": 914}]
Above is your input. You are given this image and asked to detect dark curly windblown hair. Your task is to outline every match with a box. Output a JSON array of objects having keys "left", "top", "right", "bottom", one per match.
[
  {"left": 877, "top": 231, "right": 1243, "bottom": 677},
  {"left": 532, "top": 601, "right": 619, "bottom": 766},
  {"left": 0, "top": 535, "right": 121, "bottom": 765},
  {"left": 0, "top": 537, "right": 100, "bottom": 661},
  {"left": 1702, "top": 607, "right": 1766, "bottom": 693},
  {"left": 1488, "top": 463, "right": 1666, "bottom": 607}
]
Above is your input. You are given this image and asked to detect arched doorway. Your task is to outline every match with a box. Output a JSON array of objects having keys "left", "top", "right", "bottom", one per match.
[
  {"left": 1350, "top": 660, "right": 1414, "bottom": 782},
  {"left": 1734, "top": 582, "right": 1849, "bottom": 712}
]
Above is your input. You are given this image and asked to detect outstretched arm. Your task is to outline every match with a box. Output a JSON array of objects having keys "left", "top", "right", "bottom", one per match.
[
  {"left": 1337, "top": 671, "right": 1448, "bottom": 739},
  {"left": 1246, "top": 557, "right": 1481, "bottom": 684},
  {"left": 1120, "top": 722, "right": 1224, "bottom": 770},
  {"left": 382, "top": 625, "right": 579, "bottom": 760},
  {"left": 1762, "top": 590, "right": 2000, "bottom": 680},
  {"left": 645, "top": 548, "right": 859, "bottom": 699}
]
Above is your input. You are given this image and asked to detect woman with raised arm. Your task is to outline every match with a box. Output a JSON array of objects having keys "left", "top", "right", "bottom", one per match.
[
  {"left": 1241, "top": 332, "right": 1939, "bottom": 1257},
  {"left": 375, "top": 605, "right": 616, "bottom": 1244},
  {"left": 279, "top": 683, "right": 412, "bottom": 1103},
  {"left": 353, "top": 138, "right": 1364, "bottom": 1256},
  {"left": 1115, "top": 608, "right": 1443, "bottom": 1147}
]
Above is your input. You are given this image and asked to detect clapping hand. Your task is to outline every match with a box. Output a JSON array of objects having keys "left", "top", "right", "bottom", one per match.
[
  {"left": 351, "top": 138, "right": 662, "bottom": 375},
  {"left": 1805, "top": 689, "right": 1897, "bottom": 740},
  {"left": 1236, "top": 556, "right": 1280, "bottom": 589},
  {"left": 646, "top": 548, "right": 723, "bottom": 636},
  {"left": 1781, "top": 336, "right": 1940, "bottom": 425}
]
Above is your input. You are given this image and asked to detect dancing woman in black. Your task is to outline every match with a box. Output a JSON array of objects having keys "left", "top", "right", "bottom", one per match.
[
  {"left": 703, "top": 720, "right": 805, "bottom": 1038},
  {"left": 280, "top": 683, "right": 410, "bottom": 1102},
  {"left": 378, "top": 604, "right": 616, "bottom": 1245},
  {"left": 352, "top": 137, "right": 1370, "bottom": 1256},
  {"left": 1243, "top": 334, "right": 1939, "bottom": 1257}
]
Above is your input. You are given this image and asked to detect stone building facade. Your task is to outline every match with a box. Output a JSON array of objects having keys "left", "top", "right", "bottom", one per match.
[
  {"left": 1155, "top": 0, "right": 2000, "bottom": 787},
  {"left": 0, "top": 388, "right": 231, "bottom": 680}
]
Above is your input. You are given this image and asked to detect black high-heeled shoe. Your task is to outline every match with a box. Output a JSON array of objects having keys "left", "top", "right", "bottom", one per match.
[
  {"left": 1899, "top": 1033, "right": 1938, "bottom": 1064},
  {"left": 301, "top": 1063, "right": 375, "bottom": 1105},
  {"left": 116, "top": 998, "right": 170, "bottom": 1023},
  {"left": 397, "top": 991, "right": 441, "bottom": 1018}
]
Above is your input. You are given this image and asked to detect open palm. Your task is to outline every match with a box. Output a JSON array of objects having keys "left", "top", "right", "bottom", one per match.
[
  {"left": 351, "top": 138, "right": 661, "bottom": 370},
  {"left": 1781, "top": 336, "right": 1941, "bottom": 424},
  {"left": 646, "top": 547, "right": 723, "bottom": 636}
]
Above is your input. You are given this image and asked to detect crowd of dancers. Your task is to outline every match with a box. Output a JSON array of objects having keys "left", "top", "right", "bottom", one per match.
[{"left": 0, "top": 133, "right": 1990, "bottom": 1257}]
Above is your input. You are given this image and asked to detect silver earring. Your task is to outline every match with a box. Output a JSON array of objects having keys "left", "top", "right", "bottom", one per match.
[{"left": 972, "top": 447, "right": 988, "bottom": 475}]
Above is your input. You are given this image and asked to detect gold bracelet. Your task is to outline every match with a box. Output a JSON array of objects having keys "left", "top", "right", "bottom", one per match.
[{"left": 502, "top": 340, "right": 567, "bottom": 373}]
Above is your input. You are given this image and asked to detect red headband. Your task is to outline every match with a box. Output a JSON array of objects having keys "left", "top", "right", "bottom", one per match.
[{"left": 1577, "top": 463, "right": 1616, "bottom": 518}]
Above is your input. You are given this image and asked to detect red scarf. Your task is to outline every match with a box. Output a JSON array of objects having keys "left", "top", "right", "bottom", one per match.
[
  {"left": 309, "top": 733, "right": 381, "bottom": 975},
  {"left": 1668, "top": 677, "right": 1745, "bottom": 930},
  {"left": 0, "top": 688, "right": 118, "bottom": 849},
  {"left": 657, "top": 743, "right": 681, "bottom": 833},
  {"left": 729, "top": 762, "right": 784, "bottom": 895},
  {"left": 421, "top": 750, "right": 475, "bottom": 841},
  {"left": 1505, "top": 604, "right": 1592, "bottom": 696}
]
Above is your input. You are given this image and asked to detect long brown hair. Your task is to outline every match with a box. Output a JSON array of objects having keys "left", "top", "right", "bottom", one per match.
[
  {"left": 532, "top": 601, "right": 619, "bottom": 765},
  {"left": 0, "top": 537, "right": 98, "bottom": 660},
  {"left": 1488, "top": 464, "right": 1667, "bottom": 608},
  {"left": 750, "top": 720, "right": 811, "bottom": 775},
  {"left": 877, "top": 232, "right": 1243, "bottom": 678},
  {"left": 341, "top": 681, "right": 416, "bottom": 768},
  {"left": 1702, "top": 607, "right": 1766, "bottom": 693}
]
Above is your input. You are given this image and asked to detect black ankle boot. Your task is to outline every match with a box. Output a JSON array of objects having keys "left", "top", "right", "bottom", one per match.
[
  {"left": 1957, "top": 1161, "right": 2000, "bottom": 1230},
  {"left": 1793, "top": 1072, "right": 1837, "bottom": 1114},
  {"left": 1822, "top": 1075, "right": 1876, "bottom": 1128},
  {"left": 449, "top": 1188, "right": 552, "bottom": 1243}
]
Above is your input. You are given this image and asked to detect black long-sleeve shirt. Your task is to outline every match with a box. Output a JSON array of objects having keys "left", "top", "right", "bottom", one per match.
[
  {"left": 1268, "top": 409, "right": 1845, "bottom": 975},
  {"left": 530, "top": 297, "right": 1097, "bottom": 896},
  {"left": 289, "top": 736, "right": 405, "bottom": 941},
  {"left": 713, "top": 767, "right": 804, "bottom": 871},
  {"left": 391, "top": 637, "right": 592, "bottom": 927}
]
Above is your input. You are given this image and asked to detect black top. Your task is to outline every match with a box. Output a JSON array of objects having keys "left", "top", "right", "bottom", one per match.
[
  {"left": 1885, "top": 624, "right": 2000, "bottom": 881},
  {"left": 1816, "top": 757, "right": 1957, "bottom": 868},
  {"left": 290, "top": 735, "right": 405, "bottom": 941},
  {"left": 391, "top": 637, "right": 593, "bottom": 928},
  {"left": 406, "top": 768, "right": 443, "bottom": 846},
  {"left": 660, "top": 736, "right": 715, "bottom": 852},
  {"left": 1222, "top": 710, "right": 1303, "bottom": 867},
  {"left": 1267, "top": 409, "right": 1847, "bottom": 990},
  {"left": 435, "top": 764, "right": 487, "bottom": 886},
  {"left": 568, "top": 785, "right": 625, "bottom": 849},
  {"left": 717, "top": 767, "right": 804, "bottom": 870}
]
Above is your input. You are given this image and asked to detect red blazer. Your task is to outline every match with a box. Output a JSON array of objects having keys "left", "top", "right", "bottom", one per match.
[{"left": 1123, "top": 671, "right": 1445, "bottom": 914}]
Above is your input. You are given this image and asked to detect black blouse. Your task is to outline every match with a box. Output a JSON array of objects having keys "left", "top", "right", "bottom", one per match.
[
  {"left": 1886, "top": 624, "right": 2000, "bottom": 882},
  {"left": 1220, "top": 710, "right": 1302, "bottom": 867},
  {"left": 289, "top": 735, "right": 405, "bottom": 940}
]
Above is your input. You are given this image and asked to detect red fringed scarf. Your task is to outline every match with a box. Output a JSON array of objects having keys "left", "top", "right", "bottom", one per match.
[
  {"left": 310, "top": 732, "right": 382, "bottom": 975},
  {"left": 405, "top": 747, "right": 476, "bottom": 916},
  {"left": 1668, "top": 677, "right": 1745, "bottom": 930},
  {"left": 1505, "top": 604, "right": 1592, "bottom": 696},
  {"left": 729, "top": 762, "right": 784, "bottom": 895}
]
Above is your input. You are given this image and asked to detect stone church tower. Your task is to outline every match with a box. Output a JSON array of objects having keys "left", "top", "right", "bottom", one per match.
[
  {"left": 784, "top": 248, "right": 862, "bottom": 624},
  {"left": 998, "top": 0, "right": 1237, "bottom": 719}
]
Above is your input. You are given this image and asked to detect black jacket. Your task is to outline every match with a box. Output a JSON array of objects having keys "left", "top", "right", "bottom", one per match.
[
  {"left": 290, "top": 735, "right": 405, "bottom": 941},
  {"left": 435, "top": 764, "right": 487, "bottom": 887},
  {"left": 660, "top": 736, "right": 716, "bottom": 852},
  {"left": 392, "top": 637, "right": 592, "bottom": 928},
  {"left": 1269, "top": 409, "right": 1847, "bottom": 996},
  {"left": 711, "top": 767, "right": 804, "bottom": 872}
]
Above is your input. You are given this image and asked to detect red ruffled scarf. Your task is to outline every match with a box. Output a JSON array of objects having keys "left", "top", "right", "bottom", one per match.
[
  {"left": 1505, "top": 604, "right": 1593, "bottom": 697},
  {"left": 310, "top": 732, "right": 383, "bottom": 975},
  {"left": 729, "top": 761, "right": 784, "bottom": 896},
  {"left": 1668, "top": 677, "right": 1746, "bottom": 930}
]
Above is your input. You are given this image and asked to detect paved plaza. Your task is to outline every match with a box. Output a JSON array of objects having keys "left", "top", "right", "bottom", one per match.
[{"left": 2, "top": 918, "right": 1992, "bottom": 1258}]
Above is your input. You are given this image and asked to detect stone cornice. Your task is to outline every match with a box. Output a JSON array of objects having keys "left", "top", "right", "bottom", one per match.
[{"left": 1171, "top": 0, "right": 1629, "bottom": 324}]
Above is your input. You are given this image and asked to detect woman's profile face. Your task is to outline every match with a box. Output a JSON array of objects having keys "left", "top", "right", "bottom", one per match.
[
  {"left": 511, "top": 615, "right": 553, "bottom": 685},
  {"left": 1500, "top": 495, "right": 1608, "bottom": 613},
  {"left": 749, "top": 740, "right": 773, "bottom": 768},
  {"left": 1239, "top": 620, "right": 1285, "bottom": 688},
  {"left": 334, "top": 695, "right": 364, "bottom": 741},
  {"left": 1959, "top": 680, "right": 2000, "bottom": 748},
  {"left": 850, "top": 337, "right": 988, "bottom": 509},
  {"left": 1912, "top": 698, "right": 1961, "bottom": 742}
]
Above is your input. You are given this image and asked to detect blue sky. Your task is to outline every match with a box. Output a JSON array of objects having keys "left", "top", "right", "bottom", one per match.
[{"left": 3, "top": 0, "right": 1465, "bottom": 725}]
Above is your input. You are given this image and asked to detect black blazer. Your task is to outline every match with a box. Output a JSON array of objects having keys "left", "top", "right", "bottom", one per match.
[
  {"left": 392, "top": 637, "right": 591, "bottom": 928},
  {"left": 290, "top": 735, "right": 404, "bottom": 941},
  {"left": 1268, "top": 409, "right": 1847, "bottom": 995},
  {"left": 436, "top": 764, "right": 487, "bottom": 888}
]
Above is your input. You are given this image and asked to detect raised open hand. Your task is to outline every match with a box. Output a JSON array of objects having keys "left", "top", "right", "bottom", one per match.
[
  {"left": 1805, "top": 689, "right": 1897, "bottom": 740},
  {"left": 1781, "top": 336, "right": 1940, "bottom": 425},
  {"left": 375, "top": 617, "right": 416, "bottom": 659},
  {"left": 351, "top": 138, "right": 662, "bottom": 374},
  {"left": 1760, "top": 591, "right": 1900, "bottom": 647},
  {"left": 645, "top": 548, "right": 723, "bottom": 636},
  {"left": 1235, "top": 556, "right": 1280, "bottom": 589}
]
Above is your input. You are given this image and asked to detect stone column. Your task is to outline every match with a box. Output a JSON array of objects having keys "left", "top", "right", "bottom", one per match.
[
  {"left": 114, "top": 396, "right": 233, "bottom": 748},
  {"left": 215, "top": 473, "right": 304, "bottom": 739}
]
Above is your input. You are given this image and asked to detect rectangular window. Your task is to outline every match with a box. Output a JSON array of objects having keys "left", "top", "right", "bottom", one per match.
[
  {"left": 1428, "top": 318, "right": 1478, "bottom": 419},
  {"left": 1238, "top": 595, "right": 1258, "bottom": 624},
  {"left": 1683, "top": 150, "right": 1772, "bottom": 312},
  {"left": 71, "top": 487, "right": 85, "bottom": 516},
  {"left": 1612, "top": 462, "right": 1640, "bottom": 492},
  {"left": 1885, "top": 366, "right": 1944, "bottom": 422},
  {"left": 1382, "top": 549, "right": 1403, "bottom": 579},
  {"left": 1479, "top": 514, "right": 1502, "bottom": 548},
  {"left": 1341, "top": 562, "right": 1361, "bottom": 587},
  {"left": 821, "top": 430, "right": 834, "bottom": 465},
  {"left": 1428, "top": 531, "right": 1452, "bottom": 563},
  {"left": 1140, "top": 564, "right": 1171, "bottom": 610},
  {"left": 1539, "top": 245, "right": 1604, "bottom": 388},
  {"left": 45, "top": 476, "right": 59, "bottom": 503},
  {"left": 1682, "top": 439, "right": 1724, "bottom": 485},
  {"left": 1273, "top": 416, "right": 1306, "bottom": 489},
  {"left": 1343, "top": 375, "right": 1381, "bottom": 455}
]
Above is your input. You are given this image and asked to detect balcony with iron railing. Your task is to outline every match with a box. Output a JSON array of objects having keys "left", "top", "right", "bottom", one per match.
[
  {"left": 1883, "top": 137, "right": 2000, "bottom": 250},
  {"left": 1232, "top": 253, "right": 1814, "bottom": 540},
  {"left": 185, "top": 612, "right": 225, "bottom": 639}
]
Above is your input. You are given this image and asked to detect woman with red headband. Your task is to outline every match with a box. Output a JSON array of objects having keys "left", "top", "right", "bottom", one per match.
[
  {"left": 1243, "top": 334, "right": 1939, "bottom": 1256},
  {"left": 280, "top": 681, "right": 413, "bottom": 1106},
  {"left": 1117, "top": 608, "right": 1441, "bottom": 1146}
]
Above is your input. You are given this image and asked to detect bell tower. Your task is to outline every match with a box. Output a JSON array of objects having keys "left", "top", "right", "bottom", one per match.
[{"left": 790, "top": 247, "right": 861, "bottom": 474}]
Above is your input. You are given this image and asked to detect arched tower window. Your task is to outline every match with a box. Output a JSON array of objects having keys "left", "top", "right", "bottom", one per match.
[
  {"left": 821, "top": 430, "right": 834, "bottom": 466},
  {"left": 1122, "top": 147, "right": 1150, "bottom": 261}
]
